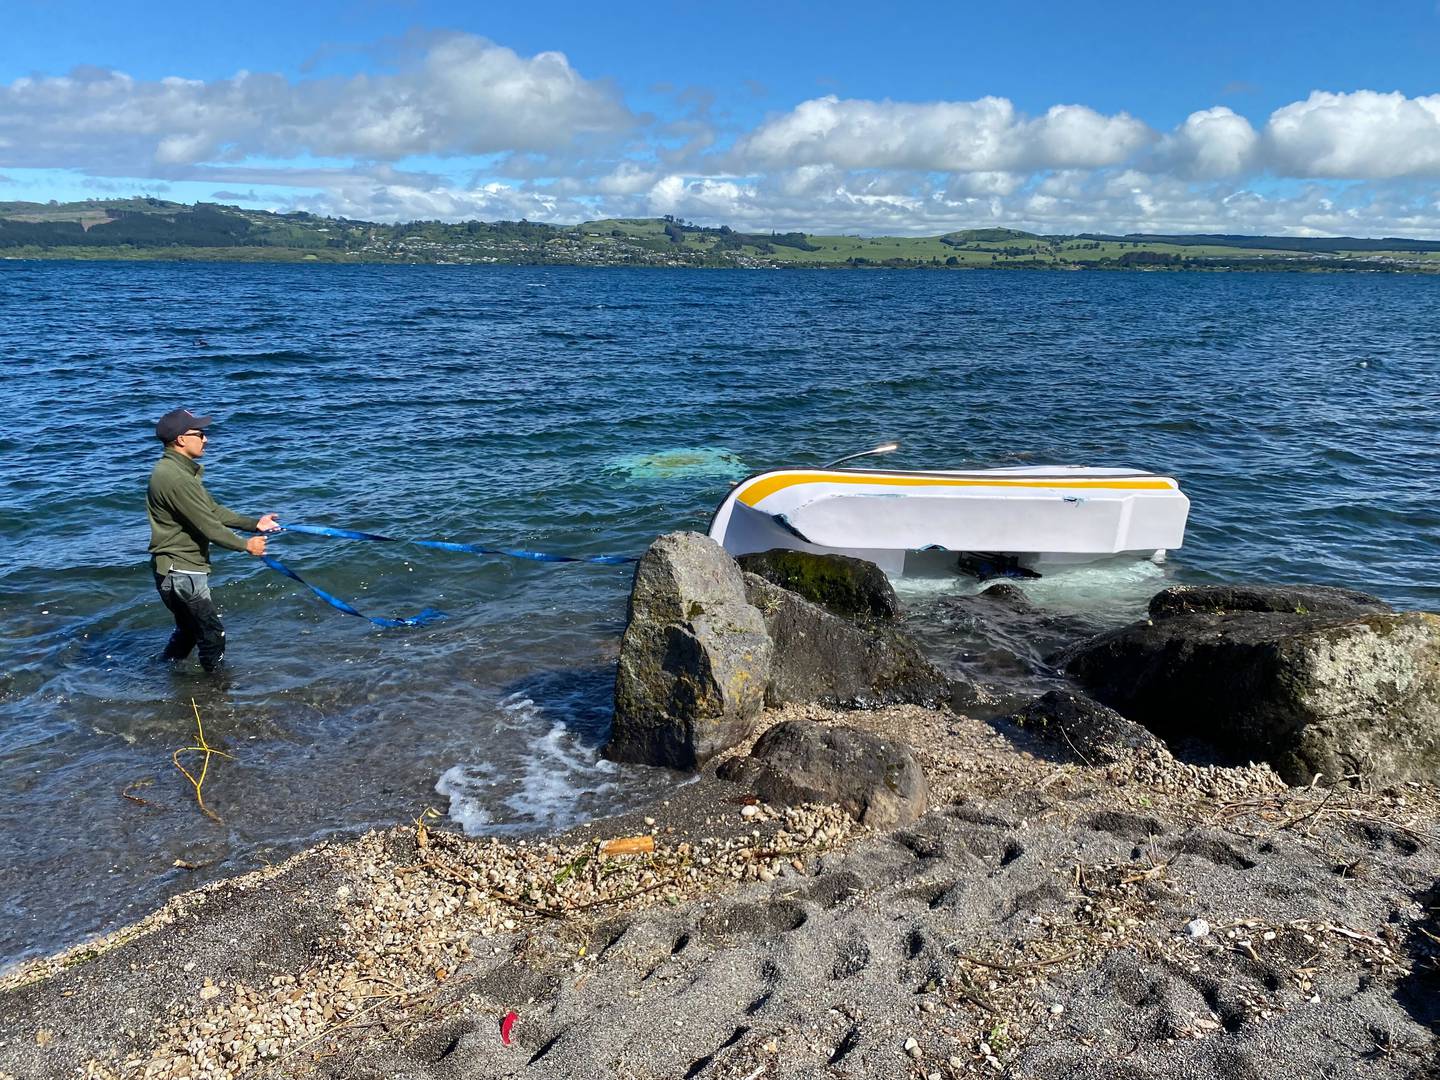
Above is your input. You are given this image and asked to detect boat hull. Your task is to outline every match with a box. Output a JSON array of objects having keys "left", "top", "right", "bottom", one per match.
[{"left": 707, "top": 466, "right": 1189, "bottom": 577}]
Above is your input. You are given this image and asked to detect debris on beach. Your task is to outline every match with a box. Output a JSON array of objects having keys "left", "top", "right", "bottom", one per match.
[{"left": 4, "top": 562, "right": 1439, "bottom": 1079}]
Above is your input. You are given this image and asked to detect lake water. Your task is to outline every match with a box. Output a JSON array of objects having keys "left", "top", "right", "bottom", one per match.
[{"left": 1, "top": 262, "right": 1437, "bottom": 968}]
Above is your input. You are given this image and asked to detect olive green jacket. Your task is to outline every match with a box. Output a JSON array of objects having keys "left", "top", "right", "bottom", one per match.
[{"left": 146, "top": 448, "right": 258, "bottom": 574}]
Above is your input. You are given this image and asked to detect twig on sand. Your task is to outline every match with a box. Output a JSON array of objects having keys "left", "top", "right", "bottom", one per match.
[
  {"left": 954, "top": 948, "right": 1078, "bottom": 974},
  {"left": 1120, "top": 861, "right": 1170, "bottom": 885},
  {"left": 1319, "top": 922, "right": 1386, "bottom": 947},
  {"left": 1267, "top": 785, "right": 1339, "bottom": 836},
  {"left": 413, "top": 807, "right": 441, "bottom": 849},
  {"left": 1056, "top": 724, "right": 1093, "bottom": 767},
  {"left": 264, "top": 991, "right": 410, "bottom": 1071},
  {"left": 1214, "top": 785, "right": 1440, "bottom": 848},
  {"left": 120, "top": 778, "right": 155, "bottom": 807},
  {"left": 171, "top": 699, "right": 232, "bottom": 824}
]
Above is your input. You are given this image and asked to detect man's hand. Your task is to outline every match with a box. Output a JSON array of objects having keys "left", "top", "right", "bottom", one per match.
[
  {"left": 257, "top": 513, "right": 281, "bottom": 533},
  {"left": 246, "top": 535, "right": 268, "bottom": 557}
]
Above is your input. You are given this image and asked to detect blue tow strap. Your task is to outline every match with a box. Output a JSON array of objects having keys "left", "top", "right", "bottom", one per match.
[
  {"left": 279, "top": 523, "right": 639, "bottom": 565},
  {"left": 260, "top": 555, "right": 447, "bottom": 628},
  {"left": 258, "top": 524, "right": 638, "bottom": 628}
]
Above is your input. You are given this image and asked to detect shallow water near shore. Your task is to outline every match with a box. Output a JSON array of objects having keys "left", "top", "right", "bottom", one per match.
[{"left": 1, "top": 262, "right": 1438, "bottom": 968}]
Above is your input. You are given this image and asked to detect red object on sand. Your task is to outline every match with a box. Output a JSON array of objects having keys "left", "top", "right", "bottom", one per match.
[{"left": 501, "top": 1010, "right": 518, "bottom": 1045}]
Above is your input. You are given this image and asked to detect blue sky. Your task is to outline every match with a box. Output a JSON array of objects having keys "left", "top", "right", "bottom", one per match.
[{"left": 4, "top": 1, "right": 1440, "bottom": 235}]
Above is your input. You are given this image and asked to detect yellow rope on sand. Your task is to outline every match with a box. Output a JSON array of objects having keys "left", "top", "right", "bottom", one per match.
[{"left": 172, "top": 698, "right": 233, "bottom": 824}]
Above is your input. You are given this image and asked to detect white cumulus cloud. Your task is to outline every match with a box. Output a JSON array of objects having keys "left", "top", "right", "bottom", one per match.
[
  {"left": 1156, "top": 107, "right": 1260, "bottom": 178},
  {"left": 735, "top": 95, "right": 1151, "bottom": 172},
  {"left": 0, "top": 34, "right": 634, "bottom": 172},
  {"left": 1264, "top": 90, "right": 1440, "bottom": 178},
  {"left": 6, "top": 34, "right": 1440, "bottom": 238}
]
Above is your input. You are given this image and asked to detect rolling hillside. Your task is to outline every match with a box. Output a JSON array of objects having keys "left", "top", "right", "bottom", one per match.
[{"left": 3, "top": 198, "right": 1438, "bottom": 272}]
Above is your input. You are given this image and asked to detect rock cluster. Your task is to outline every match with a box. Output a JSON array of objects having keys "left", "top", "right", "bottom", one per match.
[
  {"left": 607, "top": 534, "right": 949, "bottom": 771},
  {"left": 1066, "top": 584, "right": 1440, "bottom": 786}
]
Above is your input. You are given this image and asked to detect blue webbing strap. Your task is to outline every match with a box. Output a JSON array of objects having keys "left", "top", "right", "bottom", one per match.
[
  {"left": 277, "top": 523, "right": 639, "bottom": 565},
  {"left": 256, "top": 524, "right": 637, "bottom": 627},
  {"left": 260, "top": 555, "right": 447, "bottom": 628}
]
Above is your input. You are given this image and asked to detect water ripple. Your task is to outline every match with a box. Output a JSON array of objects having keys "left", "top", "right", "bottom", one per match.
[{"left": 1, "top": 262, "right": 1437, "bottom": 966}]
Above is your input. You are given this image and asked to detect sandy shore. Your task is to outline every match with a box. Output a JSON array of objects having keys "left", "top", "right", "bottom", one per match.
[{"left": 1, "top": 701, "right": 1437, "bottom": 1079}]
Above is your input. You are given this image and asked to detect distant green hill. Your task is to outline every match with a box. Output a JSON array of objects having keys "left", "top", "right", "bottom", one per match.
[
  {"left": 2, "top": 198, "right": 1438, "bottom": 272},
  {"left": 1078, "top": 232, "right": 1440, "bottom": 254},
  {"left": 941, "top": 228, "right": 1042, "bottom": 244}
]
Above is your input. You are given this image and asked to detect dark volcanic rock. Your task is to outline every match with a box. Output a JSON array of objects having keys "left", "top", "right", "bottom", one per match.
[
  {"left": 1008, "top": 690, "right": 1169, "bottom": 764},
  {"left": 1067, "top": 587, "right": 1440, "bottom": 786},
  {"left": 971, "top": 582, "right": 1034, "bottom": 609},
  {"left": 743, "top": 574, "right": 953, "bottom": 708},
  {"left": 607, "top": 532, "right": 772, "bottom": 769},
  {"left": 1148, "top": 583, "right": 1392, "bottom": 620},
  {"left": 736, "top": 548, "right": 899, "bottom": 620},
  {"left": 718, "top": 719, "right": 927, "bottom": 828}
]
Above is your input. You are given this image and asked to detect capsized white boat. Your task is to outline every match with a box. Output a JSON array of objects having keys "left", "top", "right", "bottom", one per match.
[{"left": 708, "top": 446, "right": 1189, "bottom": 578}]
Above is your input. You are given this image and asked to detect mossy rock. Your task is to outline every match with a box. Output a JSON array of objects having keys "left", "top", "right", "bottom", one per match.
[{"left": 736, "top": 549, "right": 898, "bottom": 620}]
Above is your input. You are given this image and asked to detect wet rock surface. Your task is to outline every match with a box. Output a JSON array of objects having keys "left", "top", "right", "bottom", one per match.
[
  {"left": 1067, "top": 586, "right": 1440, "bottom": 786},
  {"left": 717, "top": 719, "right": 928, "bottom": 828},
  {"left": 744, "top": 574, "right": 954, "bottom": 710},
  {"left": 736, "top": 548, "right": 899, "bottom": 621},
  {"left": 1147, "top": 582, "right": 1394, "bottom": 620},
  {"left": 608, "top": 532, "right": 772, "bottom": 769}
]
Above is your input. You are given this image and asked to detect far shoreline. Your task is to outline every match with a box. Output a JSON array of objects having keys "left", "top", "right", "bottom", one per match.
[{"left": 4, "top": 250, "right": 1438, "bottom": 274}]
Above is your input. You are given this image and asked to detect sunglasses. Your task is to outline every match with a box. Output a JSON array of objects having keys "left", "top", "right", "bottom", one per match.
[{"left": 181, "top": 430, "right": 208, "bottom": 440}]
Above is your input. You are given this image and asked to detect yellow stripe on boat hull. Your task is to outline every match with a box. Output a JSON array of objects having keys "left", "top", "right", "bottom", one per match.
[{"left": 737, "top": 471, "right": 1178, "bottom": 508}]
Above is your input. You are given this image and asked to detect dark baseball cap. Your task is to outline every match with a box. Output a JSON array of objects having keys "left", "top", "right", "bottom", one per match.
[{"left": 155, "top": 408, "right": 213, "bottom": 442}]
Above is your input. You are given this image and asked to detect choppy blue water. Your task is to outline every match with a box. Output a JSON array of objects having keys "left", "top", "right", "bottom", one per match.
[{"left": 1, "top": 262, "right": 1437, "bottom": 967}]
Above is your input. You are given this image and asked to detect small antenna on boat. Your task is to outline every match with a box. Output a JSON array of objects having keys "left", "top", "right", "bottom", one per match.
[{"left": 824, "top": 441, "right": 900, "bottom": 469}]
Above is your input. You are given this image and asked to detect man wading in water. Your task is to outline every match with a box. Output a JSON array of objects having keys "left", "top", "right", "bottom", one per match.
[{"left": 147, "top": 409, "right": 279, "bottom": 671}]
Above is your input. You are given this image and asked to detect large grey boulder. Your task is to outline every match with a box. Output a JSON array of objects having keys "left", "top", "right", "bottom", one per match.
[
  {"left": 744, "top": 574, "right": 952, "bottom": 708},
  {"left": 1066, "top": 584, "right": 1440, "bottom": 786},
  {"left": 736, "top": 548, "right": 899, "bottom": 620},
  {"left": 607, "top": 533, "right": 773, "bottom": 769},
  {"left": 717, "top": 719, "right": 928, "bottom": 828}
]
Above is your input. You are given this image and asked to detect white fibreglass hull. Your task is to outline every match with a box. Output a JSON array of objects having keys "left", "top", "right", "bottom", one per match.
[{"left": 707, "top": 465, "right": 1189, "bottom": 577}]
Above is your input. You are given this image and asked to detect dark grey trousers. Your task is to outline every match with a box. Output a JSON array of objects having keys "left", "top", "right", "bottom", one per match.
[{"left": 154, "top": 571, "right": 226, "bottom": 671}]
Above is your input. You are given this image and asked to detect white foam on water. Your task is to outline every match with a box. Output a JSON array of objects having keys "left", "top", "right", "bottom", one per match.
[
  {"left": 436, "top": 692, "right": 628, "bottom": 837},
  {"left": 606, "top": 446, "right": 747, "bottom": 481},
  {"left": 1012, "top": 559, "right": 1169, "bottom": 621},
  {"left": 895, "top": 556, "right": 1169, "bottom": 624}
]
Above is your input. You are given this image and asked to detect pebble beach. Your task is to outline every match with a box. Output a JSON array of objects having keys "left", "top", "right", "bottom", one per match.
[{"left": 3, "top": 699, "right": 1436, "bottom": 1079}]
